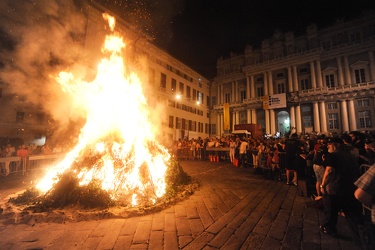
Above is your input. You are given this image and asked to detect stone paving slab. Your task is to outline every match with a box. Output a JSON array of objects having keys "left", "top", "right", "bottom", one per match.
[{"left": 0, "top": 160, "right": 365, "bottom": 249}]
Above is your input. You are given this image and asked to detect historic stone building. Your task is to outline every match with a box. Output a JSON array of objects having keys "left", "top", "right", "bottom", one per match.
[
  {"left": 0, "top": 0, "right": 210, "bottom": 147},
  {"left": 211, "top": 11, "right": 375, "bottom": 137}
]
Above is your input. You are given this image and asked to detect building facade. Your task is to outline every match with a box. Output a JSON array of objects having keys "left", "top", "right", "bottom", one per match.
[
  {"left": 0, "top": 0, "right": 210, "bottom": 147},
  {"left": 211, "top": 11, "right": 375, "bottom": 137}
]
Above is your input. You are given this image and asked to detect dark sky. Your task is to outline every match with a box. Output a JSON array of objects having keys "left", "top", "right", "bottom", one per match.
[
  {"left": 95, "top": 0, "right": 375, "bottom": 79},
  {"left": 163, "top": 0, "right": 375, "bottom": 79}
]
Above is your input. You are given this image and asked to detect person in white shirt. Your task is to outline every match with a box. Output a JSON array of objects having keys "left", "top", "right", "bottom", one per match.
[{"left": 239, "top": 139, "right": 248, "bottom": 168}]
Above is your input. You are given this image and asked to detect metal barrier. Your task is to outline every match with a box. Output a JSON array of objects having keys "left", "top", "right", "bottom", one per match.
[{"left": 0, "top": 153, "right": 65, "bottom": 176}]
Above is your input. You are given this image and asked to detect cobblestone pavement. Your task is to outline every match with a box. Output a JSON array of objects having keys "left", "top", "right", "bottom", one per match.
[{"left": 0, "top": 160, "right": 363, "bottom": 249}]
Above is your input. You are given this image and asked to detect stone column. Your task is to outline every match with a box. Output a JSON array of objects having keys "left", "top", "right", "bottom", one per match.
[
  {"left": 219, "top": 113, "right": 223, "bottom": 136},
  {"left": 319, "top": 101, "right": 327, "bottom": 134},
  {"left": 250, "top": 75, "right": 255, "bottom": 98},
  {"left": 231, "top": 82, "right": 235, "bottom": 103},
  {"left": 246, "top": 76, "right": 251, "bottom": 100},
  {"left": 313, "top": 102, "right": 320, "bottom": 132},
  {"left": 270, "top": 109, "right": 276, "bottom": 134},
  {"left": 235, "top": 80, "right": 238, "bottom": 102},
  {"left": 316, "top": 60, "right": 323, "bottom": 88},
  {"left": 293, "top": 65, "right": 299, "bottom": 91},
  {"left": 296, "top": 105, "right": 302, "bottom": 133},
  {"left": 369, "top": 51, "right": 375, "bottom": 81},
  {"left": 340, "top": 100, "right": 349, "bottom": 133},
  {"left": 217, "top": 113, "right": 221, "bottom": 137},
  {"left": 264, "top": 72, "right": 269, "bottom": 95},
  {"left": 337, "top": 57, "right": 344, "bottom": 86},
  {"left": 288, "top": 66, "right": 294, "bottom": 92},
  {"left": 247, "top": 109, "right": 251, "bottom": 123},
  {"left": 348, "top": 99, "right": 357, "bottom": 131},
  {"left": 217, "top": 85, "right": 221, "bottom": 104},
  {"left": 265, "top": 109, "right": 270, "bottom": 134},
  {"left": 232, "top": 112, "right": 236, "bottom": 131},
  {"left": 236, "top": 111, "right": 240, "bottom": 125},
  {"left": 290, "top": 106, "right": 296, "bottom": 134},
  {"left": 310, "top": 61, "right": 316, "bottom": 89},
  {"left": 221, "top": 85, "right": 224, "bottom": 104},
  {"left": 268, "top": 71, "right": 273, "bottom": 94},
  {"left": 251, "top": 109, "right": 257, "bottom": 124},
  {"left": 344, "top": 56, "right": 351, "bottom": 85}
]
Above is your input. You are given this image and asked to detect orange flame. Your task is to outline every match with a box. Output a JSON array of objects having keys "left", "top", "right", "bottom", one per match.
[{"left": 36, "top": 14, "right": 170, "bottom": 206}]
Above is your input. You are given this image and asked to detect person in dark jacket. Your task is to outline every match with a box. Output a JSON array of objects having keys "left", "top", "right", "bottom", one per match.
[
  {"left": 285, "top": 133, "right": 301, "bottom": 185},
  {"left": 320, "top": 137, "right": 362, "bottom": 244}
]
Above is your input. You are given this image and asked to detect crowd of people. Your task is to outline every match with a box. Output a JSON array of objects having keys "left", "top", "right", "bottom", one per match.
[
  {"left": 0, "top": 143, "right": 64, "bottom": 175},
  {"left": 173, "top": 130, "right": 375, "bottom": 244}
]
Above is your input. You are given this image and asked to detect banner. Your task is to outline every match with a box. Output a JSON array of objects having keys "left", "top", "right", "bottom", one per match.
[
  {"left": 223, "top": 103, "right": 230, "bottom": 131},
  {"left": 263, "top": 93, "right": 287, "bottom": 110}
]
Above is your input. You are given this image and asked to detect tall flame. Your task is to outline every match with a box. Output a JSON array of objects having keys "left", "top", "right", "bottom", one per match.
[{"left": 36, "top": 14, "right": 170, "bottom": 206}]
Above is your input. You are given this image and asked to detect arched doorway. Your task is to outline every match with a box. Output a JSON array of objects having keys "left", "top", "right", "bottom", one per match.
[{"left": 277, "top": 111, "right": 290, "bottom": 137}]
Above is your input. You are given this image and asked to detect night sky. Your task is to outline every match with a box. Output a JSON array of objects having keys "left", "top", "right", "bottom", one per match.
[{"left": 95, "top": 0, "right": 375, "bottom": 79}]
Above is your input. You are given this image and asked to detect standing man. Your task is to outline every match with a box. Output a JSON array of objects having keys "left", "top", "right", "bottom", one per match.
[
  {"left": 285, "top": 133, "right": 301, "bottom": 185},
  {"left": 239, "top": 138, "right": 248, "bottom": 168},
  {"left": 16, "top": 144, "right": 29, "bottom": 175},
  {"left": 312, "top": 135, "right": 327, "bottom": 200},
  {"left": 320, "top": 137, "right": 362, "bottom": 244}
]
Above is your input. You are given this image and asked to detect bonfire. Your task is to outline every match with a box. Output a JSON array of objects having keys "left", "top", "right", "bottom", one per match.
[{"left": 9, "top": 14, "right": 195, "bottom": 211}]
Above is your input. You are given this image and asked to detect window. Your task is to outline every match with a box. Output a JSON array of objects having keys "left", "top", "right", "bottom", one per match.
[
  {"left": 354, "top": 69, "right": 366, "bottom": 83},
  {"left": 186, "top": 86, "right": 191, "bottom": 99},
  {"left": 160, "top": 73, "right": 166, "bottom": 90},
  {"left": 350, "top": 32, "right": 361, "bottom": 42},
  {"left": 224, "top": 93, "right": 231, "bottom": 103},
  {"left": 303, "top": 115, "right": 312, "bottom": 127},
  {"left": 197, "top": 92, "right": 203, "bottom": 104},
  {"left": 148, "top": 67, "right": 155, "bottom": 85},
  {"left": 327, "top": 103, "right": 338, "bottom": 110},
  {"left": 257, "top": 87, "right": 264, "bottom": 97},
  {"left": 179, "top": 82, "right": 184, "bottom": 94},
  {"left": 169, "top": 116, "right": 174, "bottom": 128},
  {"left": 358, "top": 99, "right": 370, "bottom": 107},
  {"left": 176, "top": 117, "right": 182, "bottom": 129},
  {"left": 358, "top": 110, "right": 371, "bottom": 129},
  {"left": 328, "top": 113, "right": 339, "bottom": 129},
  {"left": 193, "top": 89, "right": 197, "bottom": 100},
  {"left": 211, "top": 124, "right": 216, "bottom": 135},
  {"left": 325, "top": 74, "right": 335, "bottom": 88},
  {"left": 168, "top": 100, "right": 175, "bottom": 107},
  {"left": 211, "top": 96, "right": 217, "bottom": 106},
  {"left": 16, "top": 111, "right": 25, "bottom": 123},
  {"left": 300, "top": 79, "right": 310, "bottom": 90},
  {"left": 240, "top": 90, "right": 246, "bottom": 101},
  {"left": 171, "top": 78, "right": 176, "bottom": 92},
  {"left": 277, "top": 83, "right": 285, "bottom": 93}
]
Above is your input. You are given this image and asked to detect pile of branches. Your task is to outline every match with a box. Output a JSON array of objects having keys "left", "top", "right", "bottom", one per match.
[{"left": 9, "top": 156, "right": 196, "bottom": 212}]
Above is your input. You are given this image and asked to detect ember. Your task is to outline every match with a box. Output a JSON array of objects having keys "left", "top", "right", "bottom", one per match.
[{"left": 32, "top": 13, "right": 175, "bottom": 207}]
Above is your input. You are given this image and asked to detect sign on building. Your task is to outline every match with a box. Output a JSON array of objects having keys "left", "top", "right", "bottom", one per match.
[{"left": 263, "top": 93, "right": 287, "bottom": 110}]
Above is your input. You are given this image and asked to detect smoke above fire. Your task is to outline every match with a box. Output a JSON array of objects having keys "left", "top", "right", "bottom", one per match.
[{"left": 0, "top": 0, "right": 182, "bottom": 146}]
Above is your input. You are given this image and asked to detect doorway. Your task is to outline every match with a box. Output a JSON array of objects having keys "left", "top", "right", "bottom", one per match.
[{"left": 277, "top": 111, "right": 290, "bottom": 137}]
